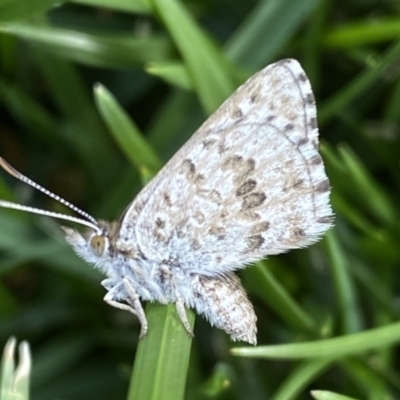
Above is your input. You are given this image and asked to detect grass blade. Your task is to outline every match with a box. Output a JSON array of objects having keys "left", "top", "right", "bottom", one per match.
[{"left": 127, "top": 304, "right": 194, "bottom": 400}]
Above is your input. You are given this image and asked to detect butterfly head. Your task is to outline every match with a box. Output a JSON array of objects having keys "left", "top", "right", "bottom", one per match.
[{"left": 62, "top": 220, "right": 119, "bottom": 268}]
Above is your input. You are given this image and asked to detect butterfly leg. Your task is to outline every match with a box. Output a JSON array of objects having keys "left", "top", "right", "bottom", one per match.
[
  {"left": 175, "top": 296, "right": 194, "bottom": 338},
  {"left": 102, "top": 279, "right": 147, "bottom": 338},
  {"left": 103, "top": 282, "right": 138, "bottom": 316},
  {"left": 158, "top": 264, "right": 193, "bottom": 337},
  {"left": 123, "top": 277, "right": 148, "bottom": 339}
]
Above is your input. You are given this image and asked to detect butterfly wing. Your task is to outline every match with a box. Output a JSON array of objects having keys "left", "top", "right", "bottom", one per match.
[
  {"left": 117, "top": 59, "right": 332, "bottom": 274},
  {"left": 190, "top": 272, "right": 257, "bottom": 344}
]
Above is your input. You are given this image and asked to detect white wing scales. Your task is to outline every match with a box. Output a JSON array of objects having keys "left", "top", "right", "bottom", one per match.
[{"left": 118, "top": 59, "right": 332, "bottom": 275}]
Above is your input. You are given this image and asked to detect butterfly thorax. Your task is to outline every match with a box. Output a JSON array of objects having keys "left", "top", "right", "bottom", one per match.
[{"left": 63, "top": 220, "right": 195, "bottom": 304}]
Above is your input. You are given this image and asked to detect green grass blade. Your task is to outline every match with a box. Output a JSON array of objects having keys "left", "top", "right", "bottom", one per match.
[
  {"left": 337, "top": 145, "right": 397, "bottom": 226},
  {"left": 0, "top": 23, "right": 173, "bottom": 68},
  {"left": 341, "top": 359, "right": 390, "bottom": 398},
  {"left": 0, "top": 0, "right": 64, "bottom": 22},
  {"left": 330, "top": 192, "right": 382, "bottom": 239},
  {"left": 94, "top": 83, "right": 162, "bottom": 175},
  {"left": 146, "top": 90, "right": 201, "bottom": 159},
  {"left": 324, "top": 231, "right": 362, "bottom": 334},
  {"left": 323, "top": 17, "right": 400, "bottom": 48},
  {"left": 127, "top": 303, "right": 194, "bottom": 400},
  {"left": 301, "top": 2, "right": 327, "bottom": 89},
  {"left": 311, "top": 390, "right": 360, "bottom": 400},
  {"left": 231, "top": 321, "right": 400, "bottom": 359},
  {"left": 321, "top": 142, "right": 397, "bottom": 235},
  {"left": 271, "top": 358, "right": 334, "bottom": 400},
  {"left": 145, "top": 61, "right": 192, "bottom": 90},
  {"left": 151, "top": 0, "right": 235, "bottom": 114},
  {"left": 225, "top": 0, "right": 321, "bottom": 68},
  {"left": 244, "top": 261, "right": 317, "bottom": 335},
  {"left": 72, "top": 0, "right": 151, "bottom": 14},
  {"left": 351, "top": 259, "right": 398, "bottom": 319},
  {"left": 318, "top": 39, "right": 400, "bottom": 124}
]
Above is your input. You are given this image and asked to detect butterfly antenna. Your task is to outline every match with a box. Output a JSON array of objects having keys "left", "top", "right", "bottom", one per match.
[{"left": 0, "top": 157, "right": 100, "bottom": 231}]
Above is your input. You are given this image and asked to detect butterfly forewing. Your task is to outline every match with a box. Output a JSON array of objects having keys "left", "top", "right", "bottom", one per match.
[{"left": 117, "top": 59, "right": 332, "bottom": 275}]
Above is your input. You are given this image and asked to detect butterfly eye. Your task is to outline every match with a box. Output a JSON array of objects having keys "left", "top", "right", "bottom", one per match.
[{"left": 90, "top": 235, "right": 106, "bottom": 257}]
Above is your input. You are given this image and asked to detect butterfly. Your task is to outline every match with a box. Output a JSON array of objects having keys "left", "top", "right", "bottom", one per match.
[{"left": 0, "top": 59, "right": 333, "bottom": 344}]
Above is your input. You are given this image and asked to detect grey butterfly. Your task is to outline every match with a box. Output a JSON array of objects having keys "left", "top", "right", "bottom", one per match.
[{"left": 0, "top": 59, "right": 333, "bottom": 345}]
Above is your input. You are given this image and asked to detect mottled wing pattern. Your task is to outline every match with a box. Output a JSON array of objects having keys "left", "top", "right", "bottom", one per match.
[
  {"left": 117, "top": 59, "right": 332, "bottom": 274},
  {"left": 190, "top": 273, "right": 257, "bottom": 344}
]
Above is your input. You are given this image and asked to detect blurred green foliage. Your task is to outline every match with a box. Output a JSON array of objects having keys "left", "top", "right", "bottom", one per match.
[{"left": 0, "top": 0, "right": 400, "bottom": 399}]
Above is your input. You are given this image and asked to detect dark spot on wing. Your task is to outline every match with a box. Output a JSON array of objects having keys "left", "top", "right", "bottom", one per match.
[
  {"left": 223, "top": 156, "right": 256, "bottom": 184},
  {"left": 196, "top": 173, "right": 205, "bottom": 183},
  {"left": 310, "top": 155, "right": 322, "bottom": 165},
  {"left": 182, "top": 159, "right": 196, "bottom": 178},
  {"left": 316, "top": 180, "right": 330, "bottom": 193},
  {"left": 223, "top": 155, "right": 243, "bottom": 168},
  {"left": 242, "top": 192, "right": 266, "bottom": 210},
  {"left": 298, "top": 73, "right": 307, "bottom": 82},
  {"left": 293, "top": 179, "right": 304, "bottom": 188},
  {"left": 236, "top": 179, "right": 257, "bottom": 196},
  {"left": 202, "top": 139, "right": 216, "bottom": 148},
  {"left": 234, "top": 108, "right": 243, "bottom": 118},
  {"left": 306, "top": 93, "right": 315, "bottom": 105},
  {"left": 309, "top": 117, "right": 318, "bottom": 130},
  {"left": 297, "top": 137, "right": 308, "bottom": 146},
  {"left": 246, "top": 159, "right": 256, "bottom": 173},
  {"left": 163, "top": 193, "right": 172, "bottom": 206},
  {"left": 155, "top": 218, "right": 165, "bottom": 228},
  {"left": 294, "top": 228, "right": 305, "bottom": 237},
  {"left": 246, "top": 235, "right": 264, "bottom": 250},
  {"left": 218, "top": 143, "right": 229, "bottom": 154}
]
